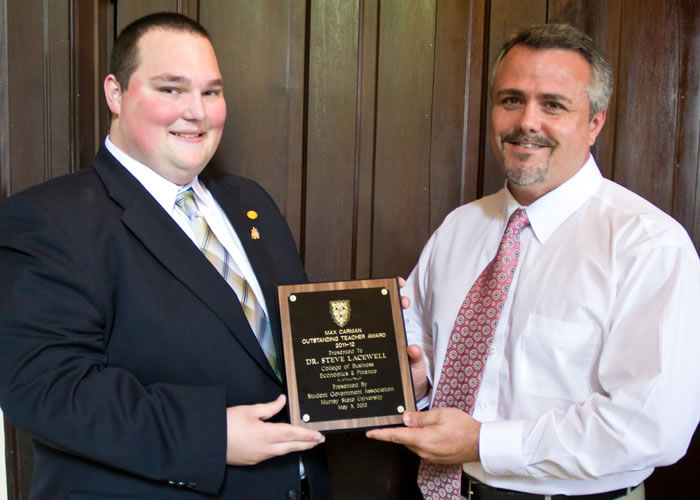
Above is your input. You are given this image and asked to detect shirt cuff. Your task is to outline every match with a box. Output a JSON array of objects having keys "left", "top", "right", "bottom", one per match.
[
  {"left": 479, "top": 419, "right": 528, "bottom": 476},
  {"left": 416, "top": 393, "right": 431, "bottom": 410}
]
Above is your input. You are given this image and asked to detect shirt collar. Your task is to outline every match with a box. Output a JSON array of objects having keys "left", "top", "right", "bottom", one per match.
[
  {"left": 503, "top": 155, "right": 603, "bottom": 244},
  {"left": 105, "top": 136, "right": 200, "bottom": 214}
]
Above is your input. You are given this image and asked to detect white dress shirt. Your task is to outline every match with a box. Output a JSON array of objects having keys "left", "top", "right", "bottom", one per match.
[
  {"left": 404, "top": 155, "right": 700, "bottom": 495},
  {"left": 105, "top": 137, "right": 268, "bottom": 314}
]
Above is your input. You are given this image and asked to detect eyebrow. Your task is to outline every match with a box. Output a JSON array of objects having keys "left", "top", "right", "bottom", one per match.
[
  {"left": 494, "top": 88, "right": 572, "bottom": 104},
  {"left": 150, "top": 74, "right": 224, "bottom": 88},
  {"left": 539, "top": 92, "right": 572, "bottom": 104}
]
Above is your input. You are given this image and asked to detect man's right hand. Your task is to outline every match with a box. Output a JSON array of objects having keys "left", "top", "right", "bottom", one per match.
[{"left": 225, "top": 395, "right": 325, "bottom": 465}]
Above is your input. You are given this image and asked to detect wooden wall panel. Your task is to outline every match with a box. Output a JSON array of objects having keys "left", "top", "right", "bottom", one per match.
[
  {"left": 46, "top": 2, "right": 73, "bottom": 179},
  {"left": 115, "top": 0, "right": 198, "bottom": 33},
  {"left": 203, "top": 1, "right": 307, "bottom": 248},
  {"left": 1, "top": 0, "right": 10, "bottom": 201},
  {"left": 116, "top": 0, "right": 175, "bottom": 32},
  {"left": 75, "top": 0, "right": 111, "bottom": 172},
  {"left": 353, "top": 0, "right": 380, "bottom": 280},
  {"left": 3, "top": 1, "right": 700, "bottom": 498},
  {"left": 428, "top": 0, "right": 469, "bottom": 231},
  {"left": 462, "top": 0, "right": 488, "bottom": 206},
  {"left": 6, "top": 0, "right": 73, "bottom": 193},
  {"left": 304, "top": 0, "right": 359, "bottom": 281},
  {"left": 613, "top": 0, "right": 679, "bottom": 214},
  {"left": 325, "top": 430, "right": 422, "bottom": 500},
  {"left": 371, "top": 0, "right": 437, "bottom": 279},
  {"left": 6, "top": 0, "right": 44, "bottom": 193},
  {"left": 3, "top": 422, "right": 33, "bottom": 500},
  {"left": 673, "top": 0, "right": 700, "bottom": 247}
]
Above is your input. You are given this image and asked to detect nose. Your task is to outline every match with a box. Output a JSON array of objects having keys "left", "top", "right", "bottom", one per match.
[
  {"left": 182, "top": 93, "right": 206, "bottom": 121},
  {"left": 517, "top": 101, "right": 541, "bottom": 134}
]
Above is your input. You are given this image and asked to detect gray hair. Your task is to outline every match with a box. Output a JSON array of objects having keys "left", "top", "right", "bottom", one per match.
[{"left": 492, "top": 24, "right": 613, "bottom": 119}]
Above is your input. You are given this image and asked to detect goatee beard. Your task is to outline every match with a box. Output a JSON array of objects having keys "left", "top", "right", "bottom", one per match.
[
  {"left": 504, "top": 155, "right": 550, "bottom": 185},
  {"left": 500, "top": 133, "right": 555, "bottom": 186}
]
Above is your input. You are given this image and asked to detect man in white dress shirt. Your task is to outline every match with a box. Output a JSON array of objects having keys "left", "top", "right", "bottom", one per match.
[{"left": 367, "top": 24, "right": 700, "bottom": 500}]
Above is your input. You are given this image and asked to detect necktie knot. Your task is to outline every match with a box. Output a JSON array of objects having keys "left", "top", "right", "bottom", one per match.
[
  {"left": 175, "top": 188, "right": 200, "bottom": 221},
  {"left": 507, "top": 208, "right": 529, "bottom": 234},
  {"left": 175, "top": 189, "right": 211, "bottom": 252},
  {"left": 500, "top": 209, "right": 529, "bottom": 252}
]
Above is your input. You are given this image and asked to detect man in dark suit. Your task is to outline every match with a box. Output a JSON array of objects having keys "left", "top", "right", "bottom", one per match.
[{"left": 0, "top": 12, "right": 331, "bottom": 499}]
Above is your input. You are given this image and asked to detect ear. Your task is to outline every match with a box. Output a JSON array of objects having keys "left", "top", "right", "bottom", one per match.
[
  {"left": 588, "top": 108, "right": 607, "bottom": 146},
  {"left": 104, "top": 74, "right": 123, "bottom": 115}
]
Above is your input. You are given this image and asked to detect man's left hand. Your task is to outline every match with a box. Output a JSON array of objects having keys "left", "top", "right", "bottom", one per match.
[
  {"left": 398, "top": 276, "right": 410, "bottom": 310},
  {"left": 366, "top": 408, "right": 481, "bottom": 464}
]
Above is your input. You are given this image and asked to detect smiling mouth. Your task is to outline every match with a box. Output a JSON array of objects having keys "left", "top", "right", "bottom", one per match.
[
  {"left": 171, "top": 132, "right": 204, "bottom": 138},
  {"left": 509, "top": 142, "right": 545, "bottom": 148}
]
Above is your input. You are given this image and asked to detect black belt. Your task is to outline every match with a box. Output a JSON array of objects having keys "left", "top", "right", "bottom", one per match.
[{"left": 461, "top": 474, "right": 640, "bottom": 500}]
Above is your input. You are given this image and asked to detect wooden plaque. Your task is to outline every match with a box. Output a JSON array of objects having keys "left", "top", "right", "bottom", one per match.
[{"left": 278, "top": 278, "right": 416, "bottom": 432}]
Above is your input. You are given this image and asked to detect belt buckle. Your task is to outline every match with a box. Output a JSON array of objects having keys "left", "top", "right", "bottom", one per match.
[{"left": 466, "top": 476, "right": 480, "bottom": 500}]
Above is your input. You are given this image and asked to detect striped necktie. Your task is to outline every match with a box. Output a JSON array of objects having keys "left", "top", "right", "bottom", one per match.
[{"left": 175, "top": 188, "right": 280, "bottom": 379}]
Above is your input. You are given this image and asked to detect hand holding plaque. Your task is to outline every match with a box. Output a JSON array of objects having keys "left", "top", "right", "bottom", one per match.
[{"left": 278, "top": 278, "right": 416, "bottom": 432}]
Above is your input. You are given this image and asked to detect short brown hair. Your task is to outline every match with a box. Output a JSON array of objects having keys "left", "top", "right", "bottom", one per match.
[
  {"left": 492, "top": 24, "right": 613, "bottom": 119},
  {"left": 109, "top": 12, "right": 210, "bottom": 89}
]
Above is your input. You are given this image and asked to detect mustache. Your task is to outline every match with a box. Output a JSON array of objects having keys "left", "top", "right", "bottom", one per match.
[{"left": 501, "top": 133, "right": 556, "bottom": 148}]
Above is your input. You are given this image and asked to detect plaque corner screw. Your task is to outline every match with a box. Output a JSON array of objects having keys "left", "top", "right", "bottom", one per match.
[
  {"left": 381, "top": 288, "right": 388, "bottom": 295},
  {"left": 397, "top": 405, "right": 405, "bottom": 413},
  {"left": 289, "top": 295, "right": 297, "bottom": 302},
  {"left": 302, "top": 413, "right": 310, "bottom": 422}
]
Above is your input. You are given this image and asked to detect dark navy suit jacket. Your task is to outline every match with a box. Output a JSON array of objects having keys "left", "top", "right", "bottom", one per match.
[{"left": 0, "top": 145, "right": 331, "bottom": 499}]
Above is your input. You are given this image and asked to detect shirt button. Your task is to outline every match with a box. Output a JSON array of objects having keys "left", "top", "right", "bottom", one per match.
[
  {"left": 488, "top": 347, "right": 496, "bottom": 356},
  {"left": 481, "top": 400, "right": 490, "bottom": 409},
  {"left": 287, "top": 488, "right": 299, "bottom": 500}
]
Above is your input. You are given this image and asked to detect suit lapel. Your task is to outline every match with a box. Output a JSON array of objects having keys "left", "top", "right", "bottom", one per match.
[
  {"left": 92, "top": 146, "right": 281, "bottom": 384},
  {"left": 203, "top": 177, "right": 286, "bottom": 371}
]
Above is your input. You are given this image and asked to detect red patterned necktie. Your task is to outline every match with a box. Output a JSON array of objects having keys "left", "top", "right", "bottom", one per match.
[{"left": 416, "top": 209, "right": 529, "bottom": 500}]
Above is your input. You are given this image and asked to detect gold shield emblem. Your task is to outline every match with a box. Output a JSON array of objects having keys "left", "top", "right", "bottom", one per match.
[{"left": 329, "top": 300, "right": 351, "bottom": 328}]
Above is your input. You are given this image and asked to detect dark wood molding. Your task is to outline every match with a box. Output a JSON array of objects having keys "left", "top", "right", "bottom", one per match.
[
  {"left": 0, "top": 0, "right": 10, "bottom": 201},
  {"left": 463, "top": 0, "right": 488, "bottom": 205},
  {"left": 75, "top": 0, "right": 111, "bottom": 171},
  {"left": 4, "top": 416, "right": 19, "bottom": 500},
  {"left": 430, "top": 0, "right": 470, "bottom": 231},
  {"left": 672, "top": 0, "right": 700, "bottom": 251},
  {"left": 4, "top": 416, "right": 33, "bottom": 500}
]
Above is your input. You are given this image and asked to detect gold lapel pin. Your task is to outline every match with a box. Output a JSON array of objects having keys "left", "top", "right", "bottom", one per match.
[
  {"left": 247, "top": 210, "right": 258, "bottom": 220},
  {"left": 251, "top": 227, "right": 260, "bottom": 240}
]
